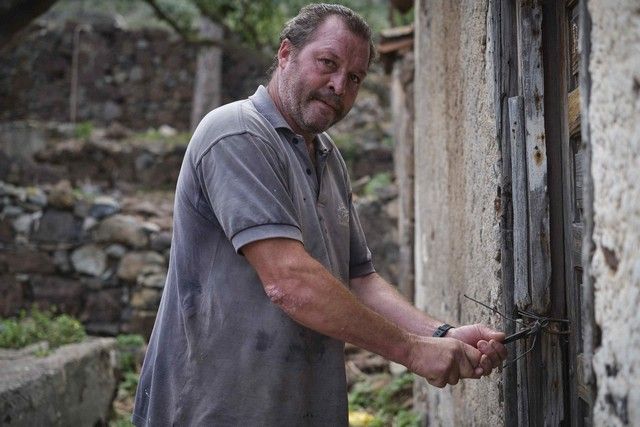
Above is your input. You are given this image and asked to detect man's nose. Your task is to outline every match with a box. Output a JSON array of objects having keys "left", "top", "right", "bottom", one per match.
[{"left": 328, "top": 73, "right": 347, "bottom": 96}]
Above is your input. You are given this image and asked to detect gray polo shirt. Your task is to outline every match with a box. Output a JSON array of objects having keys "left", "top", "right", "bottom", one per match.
[{"left": 133, "top": 86, "right": 375, "bottom": 426}]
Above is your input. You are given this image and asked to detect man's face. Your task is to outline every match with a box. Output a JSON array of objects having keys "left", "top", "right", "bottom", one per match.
[{"left": 277, "top": 16, "right": 370, "bottom": 136}]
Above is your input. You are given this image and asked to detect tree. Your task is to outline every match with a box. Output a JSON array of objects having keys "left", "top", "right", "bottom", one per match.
[{"left": 0, "top": 0, "right": 59, "bottom": 49}]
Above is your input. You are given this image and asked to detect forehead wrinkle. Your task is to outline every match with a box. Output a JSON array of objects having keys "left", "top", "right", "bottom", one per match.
[{"left": 303, "top": 16, "right": 370, "bottom": 70}]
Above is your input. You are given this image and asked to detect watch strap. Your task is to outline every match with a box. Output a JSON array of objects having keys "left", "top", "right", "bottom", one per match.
[{"left": 433, "top": 323, "right": 455, "bottom": 337}]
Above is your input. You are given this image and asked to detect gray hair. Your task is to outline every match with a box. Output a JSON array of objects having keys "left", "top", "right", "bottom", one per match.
[{"left": 269, "top": 3, "right": 377, "bottom": 75}]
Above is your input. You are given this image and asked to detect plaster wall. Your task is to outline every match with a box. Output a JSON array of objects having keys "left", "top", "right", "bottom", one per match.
[
  {"left": 413, "top": 1, "right": 504, "bottom": 424},
  {"left": 588, "top": 1, "right": 640, "bottom": 425}
]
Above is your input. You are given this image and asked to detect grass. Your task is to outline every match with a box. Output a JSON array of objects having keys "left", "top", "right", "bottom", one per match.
[
  {"left": 348, "top": 372, "right": 421, "bottom": 427},
  {"left": 0, "top": 308, "right": 86, "bottom": 352},
  {"left": 129, "top": 128, "right": 191, "bottom": 148},
  {"left": 110, "top": 334, "right": 146, "bottom": 427},
  {"left": 75, "top": 121, "right": 94, "bottom": 140}
]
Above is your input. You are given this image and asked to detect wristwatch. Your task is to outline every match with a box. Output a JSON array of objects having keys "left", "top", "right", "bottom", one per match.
[{"left": 432, "top": 323, "right": 455, "bottom": 337}]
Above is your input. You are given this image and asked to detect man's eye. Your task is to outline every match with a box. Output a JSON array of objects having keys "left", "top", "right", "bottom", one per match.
[
  {"left": 320, "top": 58, "right": 335, "bottom": 68},
  {"left": 350, "top": 74, "right": 361, "bottom": 84}
]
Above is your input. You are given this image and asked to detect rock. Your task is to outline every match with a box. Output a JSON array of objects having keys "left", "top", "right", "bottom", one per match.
[
  {"left": 3, "top": 248, "right": 55, "bottom": 274},
  {"left": 89, "top": 196, "right": 120, "bottom": 220},
  {"left": 0, "top": 338, "right": 117, "bottom": 427},
  {"left": 71, "top": 244, "right": 107, "bottom": 276},
  {"left": 73, "top": 198, "right": 91, "bottom": 217},
  {"left": 142, "top": 221, "right": 160, "bottom": 234},
  {"left": 93, "top": 214, "right": 149, "bottom": 248},
  {"left": 104, "top": 122, "right": 131, "bottom": 140},
  {"left": 150, "top": 231, "right": 172, "bottom": 251},
  {"left": 53, "top": 250, "right": 71, "bottom": 273},
  {"left": 158, "top": 124, "right": 177, "bottom": 137},
  {"left": 105, "top": 244, "right": 127, "bottom": 258},
  {"left": 2, "top": 205, "right": 23, "bottom": 217},
  {"left": 12, "top": 213, "right": 36, "bottom": 235},
  {"left": 130, "top": 288, "right": 162, "bottom": 310},
  {"left": 31, "top": 276, "right": 83, "bottom": 316},
  {"left": 137, "top": 272, "right": 166, "bottom": 289},
  {"left": 0, "top": 275, "right": 24, "bottom": 317},
  {"left": 25, "top": 187, "right": 47, "bottom": 207},
  {"left": 0, "top": 341, "right": 49, "bottom": 360},
  {"left": 0, "top": 182, "right": 26, "bottom": 201},
  {"left": 32, "top": 209, "right": 83, "bottom": 244},
  {"left": 117, "top": 251, "right": 165, "bottom": 282},
  {"left": 82, "top": 289, "right": 123, "bottom": 324},
  {"left": 124, "top": 310, "right": 157, "bottom": 340},
  {"left": 47, "top": 180, "right": 75, "bottom": 209},
  {"left": 0, "top": 218, "right": 14, "bottom": 243},
  {"left": 83, "top": 216, "right": 98, "bottom": 231},
  {"left": 103, "top": 101, "right": 122, "bottom": 122}
]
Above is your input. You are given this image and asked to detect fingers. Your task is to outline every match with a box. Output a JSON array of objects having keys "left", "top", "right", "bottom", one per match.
[
  {"left": 478, "top": 339, "right": 508, "bottom": 370},
  {"left": 478, "top": 324, "right": 506, "bottom": 342},
  {"left": 459, "top": 342, "right": 484, "bottom": 379}
]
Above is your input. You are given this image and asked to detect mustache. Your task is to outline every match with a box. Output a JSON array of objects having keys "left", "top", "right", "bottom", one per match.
[{"left": 311, "top": 91, "right": 344, "bottom": 113}]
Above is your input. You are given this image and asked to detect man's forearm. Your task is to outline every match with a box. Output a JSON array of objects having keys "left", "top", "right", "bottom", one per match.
[
  {"left": 243, "top": 239, "right": 418, "bottom": 366},
  {"left": 350, "top": 272, "right": 448, "bottom": 337}
]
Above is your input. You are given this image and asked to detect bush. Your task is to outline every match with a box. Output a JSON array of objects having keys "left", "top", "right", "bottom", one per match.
[
  {"left": 348, "top": 372, "right": 421, "bottom": 427},
  {"left": 0, "top": 308, "right": 86, "bottom": 351}
]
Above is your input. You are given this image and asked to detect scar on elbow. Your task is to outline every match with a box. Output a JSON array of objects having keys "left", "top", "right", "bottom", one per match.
[{"left": 264, "top": 284, "right": 305, "bottom": 314}]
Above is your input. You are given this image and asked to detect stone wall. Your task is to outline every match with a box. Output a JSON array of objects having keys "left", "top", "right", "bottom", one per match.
[
  {"left": 413, "top": 1, "right": 504, "bottom": 424},
  {"left": 0, "top": 19, "right": 270, "bottom": 130},
  {"left": 588, "top": 1, "right": 640, "bottom": 424},
  {"left": 0, "top": 178, "right": 173, "bottom": 338}
]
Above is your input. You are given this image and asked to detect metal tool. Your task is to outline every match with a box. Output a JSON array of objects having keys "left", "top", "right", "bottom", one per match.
[{"left": 503, "top": 319, "right": 545, "bottom": 344}]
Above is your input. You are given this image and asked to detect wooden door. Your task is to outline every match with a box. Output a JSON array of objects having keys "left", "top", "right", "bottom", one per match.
[{"left": 544, "top": 0, "right": 594, "bottom": 424}]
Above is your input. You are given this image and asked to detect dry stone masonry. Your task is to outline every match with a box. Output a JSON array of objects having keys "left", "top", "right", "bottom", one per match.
[{"left": 0, "top": 178, "right": 173, "bottom": 338}]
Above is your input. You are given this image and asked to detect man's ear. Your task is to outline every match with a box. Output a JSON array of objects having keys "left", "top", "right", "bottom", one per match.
[{"left": 277, "top": 39, "right": 295, "bottom": 69}]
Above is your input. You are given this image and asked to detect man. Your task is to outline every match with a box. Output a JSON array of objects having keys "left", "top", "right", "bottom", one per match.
[{"left": 133, "top": 4, "right": 507, "bottom": 426}]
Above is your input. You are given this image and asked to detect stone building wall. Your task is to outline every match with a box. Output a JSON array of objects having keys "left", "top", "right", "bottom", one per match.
[
  {"left": 0, "top": 20, "right": 270, "bottom": 130},
  {"left": 411, "top": 0, "right": 640, "bottom": 425},
  {"left": 588, "top": 0, "right": 640, "bottom": 424},
  {"left": 413, "top": 2, "right": 504, "bottom": 424}
]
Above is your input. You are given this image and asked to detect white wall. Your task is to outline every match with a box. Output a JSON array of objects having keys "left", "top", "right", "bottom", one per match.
[
  {"left": 589, "top": 1, "right": 640, "bottom": 425},
  {"left": 413, "top": 1, "right": 504, "bottom": 424}
]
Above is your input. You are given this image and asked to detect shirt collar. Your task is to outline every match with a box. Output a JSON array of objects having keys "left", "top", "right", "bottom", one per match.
[
  {"left": 249, "top": 85, "right": 334, "bottom": 154},
  {"left": 249, "top": 85, "right": 291, "bottom": 131}
]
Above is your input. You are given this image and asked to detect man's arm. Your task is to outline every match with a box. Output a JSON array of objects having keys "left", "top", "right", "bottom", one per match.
[
  {"left": 242, "top": 237, "right": 486, "bottom": 388},
  {"left": 350, "top": 272, "right": 507, "bottom": 372}
]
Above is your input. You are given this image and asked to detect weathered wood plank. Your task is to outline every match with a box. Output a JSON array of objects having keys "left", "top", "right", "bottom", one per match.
[
  {"left": 517, "top": 0, "right": 551, "bottom": 313},
  {"left": 568, "top": 88, "right": 581, "bottom": 136},
  {"left": 516, "top": 339, "right": 530, "bottom": 427},
  {"left": 509, "top": 96, "right": 531, "bottom": 309},
  {"left": 542, "top": 334, "right": 565, "bottom": 425},
  {"left": 490, "top": 0, "right": 519, "bottom": 424},
  {"left": 540, "top": 2, "right": 572, "bottom": 424}
]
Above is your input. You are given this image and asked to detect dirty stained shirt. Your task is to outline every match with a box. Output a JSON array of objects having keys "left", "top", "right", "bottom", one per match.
[{"left": 132, "top": 85, "right": 375, "bottom": 426}]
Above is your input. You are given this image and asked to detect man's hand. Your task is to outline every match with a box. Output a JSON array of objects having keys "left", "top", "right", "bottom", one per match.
[
  {"left": 407, "top": 336, "right": 484, "bottom": 388},
  {"left": 447, "top": 324, "right": 507, "bottom": 375}
]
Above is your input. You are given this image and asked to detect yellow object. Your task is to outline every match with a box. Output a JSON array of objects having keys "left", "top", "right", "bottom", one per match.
[{"left": 348, "top": 410, "right": 376, "bottom": 426}]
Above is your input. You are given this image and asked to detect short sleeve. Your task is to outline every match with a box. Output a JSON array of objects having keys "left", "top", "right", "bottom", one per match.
[
  {"left": 197, "top": 132, "right": 302, "bottom": 252},
  {"left": 348, "top": 195, "right": 375, "bottom": 279}
]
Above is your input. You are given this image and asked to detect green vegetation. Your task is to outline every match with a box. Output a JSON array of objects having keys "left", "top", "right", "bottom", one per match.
[
  {"left": 74, "top": 121, "right": 94, "bottom": 140},
  {"left": 110, "top": 334, "right": 146, "bottom": 427},
  {"left": 364, "top": 172, "right": 392, "bottom": 197},
  {"left": 348, "top": 372, "right": 421, "bottom": 427},
  {"left": 130, "top": 128, "right": 191, "bottom": 148},
  {"left": 0, "top": 308, "right": 86, "bottom": 352},
  {"left": 53, "top": 0, "right": 391, "bottom": 52}
]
